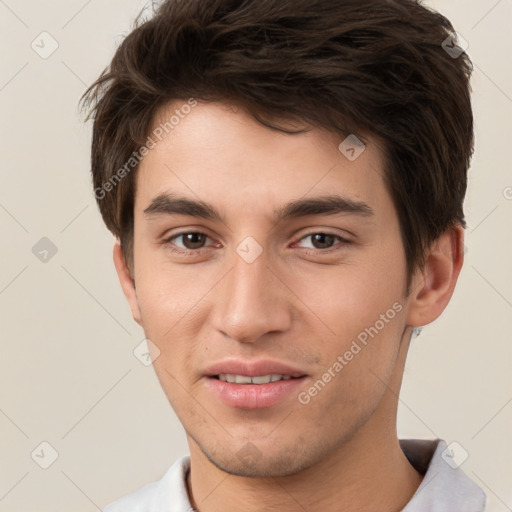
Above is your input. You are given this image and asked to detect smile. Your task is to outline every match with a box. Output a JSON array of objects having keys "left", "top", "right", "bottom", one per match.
[{"left": 216, "top": 374, "right": 293, "bottom": 384}]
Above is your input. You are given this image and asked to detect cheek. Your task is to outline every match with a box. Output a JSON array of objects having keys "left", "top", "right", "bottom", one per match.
[
  {"left": 303, "top": 261, "right": 405, "bottom": 342},
  {"left": 132, "top": 253, "right": 213, "bottom": 378},
  {"left": 133, "top": 245, "right": 207, "bottom": 332},
  {"left": 297, "top": 249, "right": 407, "bottom": 398},
  {"left": 300, "top": 301, "right": 406, "bottom": 429}
]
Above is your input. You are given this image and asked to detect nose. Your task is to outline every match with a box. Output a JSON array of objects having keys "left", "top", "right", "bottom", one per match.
[{"left": 211, "top": 245, "right": 293, "bottom": 344}]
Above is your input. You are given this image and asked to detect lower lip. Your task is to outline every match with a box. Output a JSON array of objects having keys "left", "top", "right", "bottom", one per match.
[{"left": 205, "top": 376, "right": 306, "bottom": 409}]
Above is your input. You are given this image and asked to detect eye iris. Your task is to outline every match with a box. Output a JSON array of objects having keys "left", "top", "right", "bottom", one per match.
[
  {"left": 311, "top": 233, "right": 336, "bottom": 249},
  {"left": 182, "top": 233, "right": 206, "bottom": 249}
]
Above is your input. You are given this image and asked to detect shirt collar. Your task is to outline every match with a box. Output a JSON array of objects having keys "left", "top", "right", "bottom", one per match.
[
  {"left": 401, "top": 438, "right": 487, "bottom": 511},
  {"left": 150, "top": 438, "right": 487, "bottom": 511}
]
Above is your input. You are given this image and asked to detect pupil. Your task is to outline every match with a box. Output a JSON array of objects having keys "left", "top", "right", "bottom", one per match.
[
  {"left": 184, "top": 233, "right": 205, "bottom": 249},
  {"left": 312, "top": 233, "right": 334, "bottom": 249}
]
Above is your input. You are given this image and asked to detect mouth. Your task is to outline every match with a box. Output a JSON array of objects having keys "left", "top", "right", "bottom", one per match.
[
  {"left": 214, "top": 373, "right": 297, "bottom": 384},
  {"left": 203, "top": 361, "right": 308, "bottom": 409}
]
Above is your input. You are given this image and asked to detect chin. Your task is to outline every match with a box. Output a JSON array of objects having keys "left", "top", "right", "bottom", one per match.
[
  {"left": 195, "top": 435, "right": 328, "bottom": 478},
  {"left": 207, "top": 452, "right": 309, "bottom": 478}
]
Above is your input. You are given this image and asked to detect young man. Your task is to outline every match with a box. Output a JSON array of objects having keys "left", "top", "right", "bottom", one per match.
[{"left": 83, "top": 0, "right": 487, "bottom": 510}]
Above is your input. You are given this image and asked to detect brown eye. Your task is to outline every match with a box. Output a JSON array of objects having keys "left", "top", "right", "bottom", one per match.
[
  {"left": 298, "top": 231, "right": 351, "bottom": 254},
  {"left": 165, "top": 232, "right": 213, "bottom": 252},
  {"left": 298, "top": 233, "right": 345, "bottom": 250},
  {"left": 180, "top": 233, "right": 208, "bottom": 249},
  {"left": 309, "top": 233, "right": 337, "bottom": 249}
]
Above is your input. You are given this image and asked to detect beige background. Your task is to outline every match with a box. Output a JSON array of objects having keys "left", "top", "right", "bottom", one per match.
[{"left": 0, "top": 0, "right": 511, "bottom": 510}]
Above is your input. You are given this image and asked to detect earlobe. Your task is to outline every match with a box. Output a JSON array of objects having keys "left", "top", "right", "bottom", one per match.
[
  {"left": 112, "top": 241, "right": 142, "bottom": 326},
  {"left": 406, "top": 225, "right": 464, "bottom": 329}
]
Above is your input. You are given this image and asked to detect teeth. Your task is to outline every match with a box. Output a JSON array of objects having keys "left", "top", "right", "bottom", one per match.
[
  {"left": 218, "top": 374, "right": 292, "bottom": 384},
  {"left": 252, "top": 375, "right": 272, "bottom": 384}
]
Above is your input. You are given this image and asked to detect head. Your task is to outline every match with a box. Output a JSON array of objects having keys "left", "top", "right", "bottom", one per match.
[{"left": 83, "top": 0, "right": 472, "bottom": 477}]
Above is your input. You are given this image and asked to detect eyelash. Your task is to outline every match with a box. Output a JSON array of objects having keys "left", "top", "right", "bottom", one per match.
[{"left": 162, "top": 231, "right": 351, "bottom": 256}]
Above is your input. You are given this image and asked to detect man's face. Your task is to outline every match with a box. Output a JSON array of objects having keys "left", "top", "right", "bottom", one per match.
[{"left": 128, "top": 100, "right": 412, "bottom": 477}]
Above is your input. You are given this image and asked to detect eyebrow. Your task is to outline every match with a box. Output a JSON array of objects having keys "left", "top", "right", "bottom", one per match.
[{"left": 143, "top": 192, "right": 374, "bottom": 223}]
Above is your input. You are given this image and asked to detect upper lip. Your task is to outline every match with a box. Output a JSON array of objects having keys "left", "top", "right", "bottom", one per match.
[{"left": 204, "top": 359, "right": 307, "bottom": 378}]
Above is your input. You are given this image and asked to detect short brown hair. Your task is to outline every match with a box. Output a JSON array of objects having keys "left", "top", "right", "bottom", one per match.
[{"left": 82, "top": 0, "right": 473, "bottom": 289}]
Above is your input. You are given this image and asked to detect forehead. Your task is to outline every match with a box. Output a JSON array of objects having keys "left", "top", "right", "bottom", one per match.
[{"left": 135, "top": 100, "right": 390, "bottom": 220}]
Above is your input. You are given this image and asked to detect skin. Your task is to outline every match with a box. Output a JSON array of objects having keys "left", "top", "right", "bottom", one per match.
[{"left": 113, "top": 100, "right": 464, "bottom": 511}]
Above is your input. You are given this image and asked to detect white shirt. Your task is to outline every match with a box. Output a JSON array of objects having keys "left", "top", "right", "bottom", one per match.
[{"left": 103, "top": 438, "right": 487, "bottom": 511}]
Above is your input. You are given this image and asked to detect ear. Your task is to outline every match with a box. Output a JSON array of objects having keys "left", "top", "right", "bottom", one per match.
[
  {"left": 113, "top": 241, "right": 142, "bottom": 326},
  {"left": 406, "top": 224, "right": 464, "bottom": 328}
]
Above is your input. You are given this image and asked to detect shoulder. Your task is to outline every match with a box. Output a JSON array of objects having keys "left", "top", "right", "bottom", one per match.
[
  {"left": 102, "top": 455, "right": 191, "bottom": 512},
  {"left": 102, "top": 479, "right": 160, "bottom": 512}
]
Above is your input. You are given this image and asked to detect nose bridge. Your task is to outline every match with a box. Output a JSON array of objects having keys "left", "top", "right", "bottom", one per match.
[{"left": 212, "top": 242, "right": 290, "bottom": 343}]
